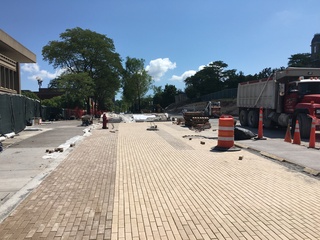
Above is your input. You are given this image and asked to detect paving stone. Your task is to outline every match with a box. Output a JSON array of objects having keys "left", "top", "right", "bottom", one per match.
[{"left": 0, "top": 122, "right": 320, "bottom": 239}]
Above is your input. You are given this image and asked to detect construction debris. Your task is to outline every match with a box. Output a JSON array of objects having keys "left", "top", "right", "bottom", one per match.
[{"left": 147, "top": 122, "right": 158, "bottom": 131}]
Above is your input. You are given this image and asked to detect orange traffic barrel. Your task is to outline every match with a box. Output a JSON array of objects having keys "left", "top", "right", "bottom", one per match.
[{"left": 212, "top": 115, "right": 240, "bottom": 151}]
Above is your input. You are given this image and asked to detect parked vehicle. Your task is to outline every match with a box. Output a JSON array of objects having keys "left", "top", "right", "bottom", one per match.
[{"left": 237, "top": 67, "right": 320, "bottom": 138}]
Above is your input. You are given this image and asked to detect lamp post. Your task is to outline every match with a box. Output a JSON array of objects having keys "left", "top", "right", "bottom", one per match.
[
  {"left": 35, "top": 76, "right": 43, "bottom": 123},
  {"left": 36, "top": 76, "right": 43, "bottom": 90}
]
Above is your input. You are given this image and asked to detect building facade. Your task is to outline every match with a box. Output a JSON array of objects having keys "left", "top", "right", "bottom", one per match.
[
  {"left": 0, "top": 29, "right": 36, "bottom": 94},
  {"left": 311, "top": 33, "right": 320, "bottom": 67},
  {"left": 34, "top": 88, "right": 63, "bottom": 100}
]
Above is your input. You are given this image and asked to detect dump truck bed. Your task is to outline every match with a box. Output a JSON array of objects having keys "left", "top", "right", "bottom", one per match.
[{"left": 237, "top": 79, "right": 278, "bottom": 109}]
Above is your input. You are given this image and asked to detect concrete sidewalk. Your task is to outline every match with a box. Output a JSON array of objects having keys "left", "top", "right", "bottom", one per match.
[{"left": 1, "top": 122, "right": 320, "bottom": 239}]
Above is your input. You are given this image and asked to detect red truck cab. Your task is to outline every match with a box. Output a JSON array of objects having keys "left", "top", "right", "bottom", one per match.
[{"left": 285, "top": 78, "right": 320, "bottom": 137}]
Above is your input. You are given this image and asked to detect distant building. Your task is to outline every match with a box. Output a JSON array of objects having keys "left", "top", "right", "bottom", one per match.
[
  {"left": 0, "top": 29, "right": 36, "bottom": 94},
  {"left": 34, "top": 88, "right": 64, "bottom": 100},
  {"left": 311, "top": 33, "right": 320, "bottom": 67}
]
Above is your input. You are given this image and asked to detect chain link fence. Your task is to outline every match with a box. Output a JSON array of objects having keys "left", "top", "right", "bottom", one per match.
[{"left": 200, "top": 88, "right": 237, "bottom": 102}]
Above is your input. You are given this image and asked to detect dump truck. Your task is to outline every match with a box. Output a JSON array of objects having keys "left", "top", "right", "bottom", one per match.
[{"left": 237, "top": 67, "right": 320, "bottom": 138}]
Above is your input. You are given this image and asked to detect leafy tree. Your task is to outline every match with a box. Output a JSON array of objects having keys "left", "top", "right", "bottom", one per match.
[
  {"left": 288, "top": 53, "right": 312, "bottom": 67},
  {"left": 184, "top": 61, "right": 228, "bottom": 98},
  {"left": 21, "top": 91, "right": 40, "bottom": 100},
  {"left": 140, "top": 95, "right": 154, "bottom": 112},
  {"left": 161, "top": 84, "right": 179, "bottom": 108},
  {"left": 41, "top": 96, "right": 63, "bottom": 108},
  {"left": 42, "top": 27, "right": 123, "bottom": 112},
  {"left": 152, "top": 86, "right": 163, "bottom": 108},
  {"left": 256, "top": 67, "right": 273, "bottom": 79},
  {"left": 152, "top": 84, "right": 181, "bottom": 110},
  {"left": 221, "top": 69, "right": 239, "bottom": 89},
  {"left": 184, "top": 85, "right": 198, "bottom": 99},
  {"left": 182, "top": 61, "right": 284, "bottom": 100},
  {"left": 113, "top": 99, "right": 129, "bottom": 113},
  {"left": 122, "top": 57, "right": 153, "bottom": 112},
  {"left": 254, "top": 67, "right": 286, "bottom": 80},
  {"left": 49, "top": 72, "right": 94, "bottom": 109}
]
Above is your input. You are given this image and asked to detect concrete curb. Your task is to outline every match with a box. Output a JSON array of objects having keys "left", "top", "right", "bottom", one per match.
[
  {"left": 303, "top": 167, "right": 320, "bottom": 176},
  {"left": 235, "top": 141, "right": 320, "bottom": 176}
]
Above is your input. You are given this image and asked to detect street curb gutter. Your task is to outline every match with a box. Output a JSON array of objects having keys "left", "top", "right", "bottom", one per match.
[
  {"left": 260, "top": 151, "right": 286, "bottom": 162},
  {"left": 234, "top": 142, "right": 249, "bottom": 149},
  {"left": 303, "top": 167, "right": 320, "bottom": 176}
]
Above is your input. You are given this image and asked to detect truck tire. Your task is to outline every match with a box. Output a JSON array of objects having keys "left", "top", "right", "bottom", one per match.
[
  {"left": 248, "top": 110, "right": 259, "bottom": 128},
  {"left": 297, "top": 113, "right": 311, "bottom": 139},
  {"left": 239, "top": 110, "right": 248, "bottom": 126},
  {"left": 263, "top": 117, "right": 274, "bottom": 128}
]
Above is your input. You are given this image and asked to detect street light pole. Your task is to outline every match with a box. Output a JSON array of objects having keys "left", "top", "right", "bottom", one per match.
[
  {"left": 35, "top": 76, "right": 43, "bottom": 123},
  {"left": 36, "top": 76, "right": 43, "bottom": 90}
]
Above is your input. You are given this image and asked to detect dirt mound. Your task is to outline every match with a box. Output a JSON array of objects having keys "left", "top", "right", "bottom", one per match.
[
  {"left": 166, "top": 99, "right": 238, "bottom": 116},
  {"left": 220, "top": 99, "right": 238, "bottom": 116}
]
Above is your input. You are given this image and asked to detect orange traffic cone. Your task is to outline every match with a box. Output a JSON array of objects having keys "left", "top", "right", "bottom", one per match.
[
  {"left": 284, "top": 124, "right": 292, "bottom": 143},
  {"left": 309, "top": 117, "right": 316, "bottom": 148},
  {"left": 255, "top": 107, "right": 266, "bottom": 140},
  {"left": 292, "top": 120, "right": 301, "bottom": 145}
]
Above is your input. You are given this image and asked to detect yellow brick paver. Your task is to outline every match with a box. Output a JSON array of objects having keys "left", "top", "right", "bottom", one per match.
[{"left": 0, "top": 121, "right": 320, "bottom": 239}]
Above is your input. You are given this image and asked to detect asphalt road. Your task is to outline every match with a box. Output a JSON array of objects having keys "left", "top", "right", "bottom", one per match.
[{"left": 232, "top": 120, "right": 320, "bottom": 148}]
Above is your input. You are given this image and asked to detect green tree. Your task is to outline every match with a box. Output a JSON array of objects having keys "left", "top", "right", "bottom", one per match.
[
  {"left": 152, "top": 86, "right": 163, "bottom": 109},
  {"left": 122, "top": 57, "right": 153, "bottom": 112},
  {"left": 256, "top": 67, "right": 273, "bottom": 79},
  {"left": 221, "top": 69, "right": 239, "bottom": 89},
  {"left": 49, "top": 72, "right": 94, "bottom": 109},
  {"left": 162, "top": 84, "right": 179, "bottom": 108},
  {"left": 41, "top": 96, "right": 63, "bottom": 108},
  {"left": 288, "top": 53, "right": 312, "bottom": 67},
  {"left": 42, "top": 27, "right": 123, "bottom": 112},
  {"left": 184, "top": 61, "right": 228, "bottom": 98},
  {"left": 152, "top": 85, "right": 180, "bottom": 110},
  {"left": 140, "top": 95, "right": 154, "bottom": 112},
  {"left": 184, "top": 85, "right": 198, "bottom": 99},
  {"left": 113, "top": 99, "right": 129, "bottom": 113},
  {"left": 222, "top": 71, "right": 245, "bottom": 91},
  {"left": 21, "top": 90, "right": 40, "bottom": 100}
]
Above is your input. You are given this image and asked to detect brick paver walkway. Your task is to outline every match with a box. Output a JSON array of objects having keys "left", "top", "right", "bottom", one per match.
[{"left": 1, "top": 122, "right": 320, "bottom": 239}]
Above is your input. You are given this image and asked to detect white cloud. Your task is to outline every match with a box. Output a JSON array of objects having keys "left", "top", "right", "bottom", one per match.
[
  {"left": 21, "top": 63, "right": 40, "bottom": 73},
  {"left": 21, "top": 63, "right": 64, "bottom": 81},
  {"left": 170, "top": 70, "right": 196, "bottom": 82},
  {"left": 198, "top": 65, "right": 206, "bottom": 71},
  {"left": 170, "top": 63, "right": 208, "bottom": 82},
  {"left": 145, "top": 58, "right": 176, "bottom": 81}
]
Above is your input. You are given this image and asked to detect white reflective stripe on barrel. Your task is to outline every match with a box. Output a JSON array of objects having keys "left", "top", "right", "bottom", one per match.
[
  {"left": 218, "top": 126, "right": 234, "bottom": 131},
  {"left": 218, "top": 136, "right": 234, "bottom": 141}
]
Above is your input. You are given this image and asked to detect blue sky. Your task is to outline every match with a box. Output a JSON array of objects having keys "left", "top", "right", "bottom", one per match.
[{"left": 1, "top": 0, "right": 320, "bottom": 96}]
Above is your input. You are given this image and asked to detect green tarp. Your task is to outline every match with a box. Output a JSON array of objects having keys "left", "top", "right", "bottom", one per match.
[{"left": 0, "top": 94, "right": 41, "bottom": 135}]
